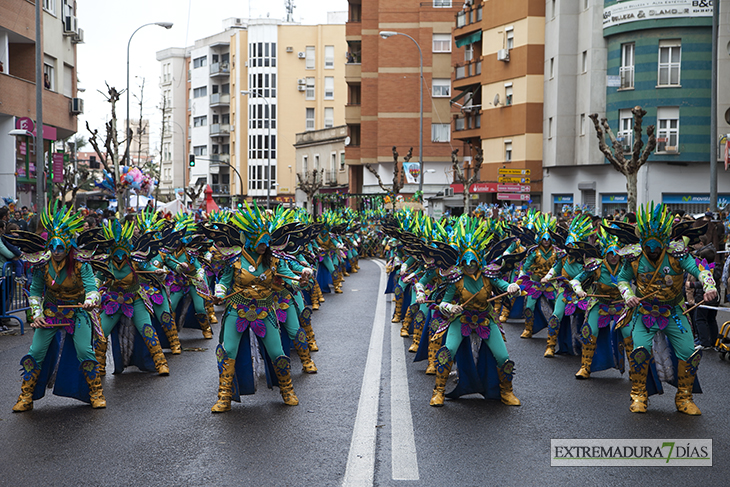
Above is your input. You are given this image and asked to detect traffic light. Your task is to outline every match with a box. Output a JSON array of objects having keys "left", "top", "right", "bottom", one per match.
[{"left": 189, "top": 154, "right": 195, "bottom": 167}]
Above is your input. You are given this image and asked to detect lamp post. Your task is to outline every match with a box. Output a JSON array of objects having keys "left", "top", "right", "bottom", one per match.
[
  {"left": 241, "top": 90, "right": 272, "bottom": 209},
  {"left": 126, "top": 22, "right": 173, "bottom": 172},
  {"left": 380, "top": 31, "right": 423, "bottom": 197}
]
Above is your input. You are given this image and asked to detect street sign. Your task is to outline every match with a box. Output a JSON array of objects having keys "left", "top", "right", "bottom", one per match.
[
  {"left": 497, "top": 184, "right": 530, "bottom": 193},
  {"left": 497, "top": 193, "right": 530, "bottom": 201},
  {"left": 498, "top": 176, "right": 530, "bottom": 184},
  {"left": 498, "top": 168, "right": 530, "bottom": 175}
]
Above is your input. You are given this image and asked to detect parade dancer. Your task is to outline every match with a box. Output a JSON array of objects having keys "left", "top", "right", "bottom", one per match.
[
  {"left": 9, "top": 203, "right": 104, "bottom": 411},
  {"left": 617, "top": 203, "right": 717, "bottom": 415}
]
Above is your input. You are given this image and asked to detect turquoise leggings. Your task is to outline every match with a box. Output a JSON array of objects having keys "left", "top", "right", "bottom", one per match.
[
  {"left": 444, "top": 320, "right": 509, "bottom": 366},
  {"left": 28, "top": 311, "right": 95, "bottom": 363},
  {"left": 550, "top": 289, "right": 567, "bottom": 321},
  {"left": 280, "top": 301, "right": 300, "bottom": 340},
  {"left": 101, "top": 298, "right": 153, "bottom": 337},
  {"left": 169, "top": 284, "right": 206, "bottom": 316},
  {"left": 221, "top": 311, "right": 284, "bottom": 360},
  {"left": 631, "top": 308, "right": 695, "bottom": 361}
]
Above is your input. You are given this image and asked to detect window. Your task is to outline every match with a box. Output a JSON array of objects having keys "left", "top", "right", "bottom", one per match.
[
  {"left": 505, "top": 141, "right": 512, "bottom": 162},
  {"left": 302, "top": 155, "right": 308, "bottom": 175},
  {"left": 330, "top": 152, "right": 337, "bottom": 173},
  {"left": 465, "top": 44, "right": 474, "bottom": 62},
  {"left": 306, "top": 77, "right": 315, "bottom": 100},
  {"left": 505, "top": 83, "right": 513, "bottom": 106},
  {"left": 325, "top": 46, "right": 335, "bottom": 69},
  {"left": 340, "top": 152, "right": 346, "bottom": 171},
  {"left": 63, "top": 63, "right": 73, "bottom": 97},
  {"left": 433, "top": 34, "right": 451, "bottom": 53},
  {"left": 306, "top": 108, "right": 315, "bottom": 130},
  {"left": 432, "top": 79, "right": 451, "bottom": 98},
  {"left": 552, "top": 0, "right": 556, "bottom": 19},
  {"left": 656, "top": 107, "right": 679, "bottom": 153},
  {"left": 306, "top": 46, "right": 315, "bottom": 70},
  {"left": 548, "top": 117, "right": 553, "bottom": 139},
  {"left": 324, "top": 107, "right": 334, "bottom": 128},
  {"left": 620, "top": 43, "right": 635, "bottom": 89},
  {"left": 43, "top": 56, "right": 55, "bottom": 91},
  {"left": 193, "top": 116, "right": 207, "bottom": 127},
  {"left": 582, "top": 51, "right": 587, "bottom": 73},
  {"left": 434, "top": 0, "right": 452, "bottom": 6},
  {"left": 163, "top": 63, "right": 171, "bottom": 83},
  {"left": 658, "top": 40, "right": 681, "bottom": 86},
  {"left": 163, "top": 142, "right": 171, "bottom": 162},
  {"left": 431, "top": 123, "right": 450, "bottom": 142},
  {"left": 579, "top": 113, "right": 585, "bottom": 136},
  {"left": 549, "top": 58, "right": 554, "bottom": 79},
  {"left": 43, "top": 0, "right": 56, "bottom": 15},
  {"left": 193, "top": 56, "right": 207, "bottom": 69},
  {"left": 193, "top": 145, "right": 207, "bottom": 156},
  {"left": 618, "top": 109, "right": 633, "bottom": 153},
  {"left": 314, "top": 154, "right": 320, "bottom": 171},
  {"left": 506, "top": 28, "right": 514, "bottom": 50},
  {"left": 193, "top": 86, "right": 207, "bottom": 98},
  {"left": 324, "top": 77, "right": 334, "bottom": 100}
]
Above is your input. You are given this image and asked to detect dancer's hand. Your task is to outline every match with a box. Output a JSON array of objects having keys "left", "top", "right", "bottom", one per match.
[
  {"left": 30, "top": 317, "right": 47, "bottom": 329},
  {"left": 704, "top": 289, "right": 718, "bottom": 302},
  {"left": 507, "top": 283, "right": 520, "bottom": 295},
  {"left": 626, "top": 296, "right": 640, "bottom": 308},
  {"left": 576, "top": 290, "right": 587, "bottom": 299}
]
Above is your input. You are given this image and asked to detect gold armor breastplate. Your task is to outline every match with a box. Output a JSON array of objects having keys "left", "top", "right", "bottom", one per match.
[
  {"left": 531, "top": 248, "right": 556, "bottom": 279},
  {"left": 45, "top": 260, "right": 84, "bottom": 302},
  {"left": 631, "top": 255, "right": 684, "bottom": 303},
  {"left": 454, "top": 275, "right": 492, "bottom": 311},
  {"left": 232, "top": 257, "right": 278, "bottom": 300}
]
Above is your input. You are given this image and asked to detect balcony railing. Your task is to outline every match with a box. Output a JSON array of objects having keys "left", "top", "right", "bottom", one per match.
[
  {"left": 210, "top": 62, "right": 230, "bottom": 77},
  {"left": 210, "top": 153, "right": 231, "bottom": 164},
  {"left": 210, "top": 93, "right": 230, "bottom": 106},
  {"left": 455, "top": 59, "right": 482, "bottom": 80},
  {"left": 210, "top": 123, "right": 230, "bottom": 136},
  {"left": 456, "top": 6, "right": 482, "bottom": 29},
  {"left": 454, "top": 112, "right": 481, "bottom": 132},
  {"left": 324, "top": 170, "right": 339, "bottom": 185},
  {"left": 211, "top": 184, "right": 230, "bottom": 195},
  {"left": 619, "top": 66, "right": 634, "bottom": 90}
]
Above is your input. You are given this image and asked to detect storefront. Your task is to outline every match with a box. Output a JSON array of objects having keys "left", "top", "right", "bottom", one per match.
[
  {"left": 662, "top": 194, "right": 730, "bottom": 216},
  {"left": 601, "top": 194, "right": 627, "bottom": 217},
  {"left": 552, "top": 194, "right": 573, "bottom": 216}
]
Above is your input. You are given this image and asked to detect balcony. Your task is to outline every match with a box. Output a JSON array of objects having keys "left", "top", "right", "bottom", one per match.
[
  {"left": 210, "top": 124, "right": 230, "bottom": 137},
  {"left": 324, "top": 170, "right": 340, "bottom": 186},
  {"left": 211, "top": 184, "right": 230, "bottom": 195},
  {"left": 210, "top": 62, "right": 230, "bottom": 78},
  {"left": 453, "top": 112, "right": 482, "bottom": 141},
  {"left": 345, "top": 104, "right": 361, "bottom": 123},
  {"left": 454, "top": 58, "right": 482, "bottom": 83},
  {"left": 210, "top": 93, "right": 230, "bottom": 107},
  {"left": 345, "top": 60, "right": 361, "bottom": 81},
  {"left": 210, "top": 153, "right": 231, "bottom": 165},
  {"left": 455, "top": 5, "right": 482, "bottom": 36}
]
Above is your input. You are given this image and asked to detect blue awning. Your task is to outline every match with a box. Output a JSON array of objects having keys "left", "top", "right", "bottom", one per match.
[{"left": 455, "top": 31, "right": 482, "bottom": 48}]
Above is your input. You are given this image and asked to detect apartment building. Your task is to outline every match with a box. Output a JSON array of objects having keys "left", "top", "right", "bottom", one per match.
[
  {"left": 345, "top": 0, "right": 459, "bottom": 203},
  {"left": 0, "top": 0, "right": 83, "bottom": 207}
]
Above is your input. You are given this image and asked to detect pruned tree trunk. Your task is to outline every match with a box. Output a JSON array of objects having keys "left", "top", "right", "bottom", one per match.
[
  {"left": 365, "top": 146, "right": 410, "bottom": 211},
  {"left": 451, "top": 143, "right": 484, "bottom": 215},
  {"left": 297, "top": 169, "right": 324, "bottom": 218}
]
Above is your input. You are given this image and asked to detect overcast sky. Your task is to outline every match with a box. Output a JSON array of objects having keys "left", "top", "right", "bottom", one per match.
[{"left": 76, "top": 0, "right": 348, "bottom": 153}]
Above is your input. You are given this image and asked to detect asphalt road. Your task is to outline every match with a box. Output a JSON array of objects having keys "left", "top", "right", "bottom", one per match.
[{"left": 0, "top": 259, "right": 727, "bottom": 486}]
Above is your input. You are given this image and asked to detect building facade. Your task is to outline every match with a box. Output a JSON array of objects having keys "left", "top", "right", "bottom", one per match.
[
  {"left": 294, "top": 124, "right": 348, "bottom": 213},
  {"left": 0, "top": 0, "right": 82, "bottom": 207}
]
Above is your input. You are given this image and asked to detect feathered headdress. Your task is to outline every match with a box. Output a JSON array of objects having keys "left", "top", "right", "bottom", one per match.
[
  {"left": 136, "top": 208, "right": 165, "bottom": 234},
  {"left": 207, "top": 210, "right": 231, "bottom": 227},
  {"left": 102, "top": 219, "right": 135, "bottom": 259},
  {"left": 636, "top": 202, "right": 673, "bottom": 251},
  {"left": 452, "top": 215, "right": 493, "bottom": 266},
  {"left": 533, "top": 212, "right": 557, "bottom": 242},
  {"left": 173, "top": 212, "right": 198, "bottom": 245},
  {"left": 231, "top": 201, "right": 271, "bottom": 249},
  {"left": 597, "top": 220, "right": 621, "bottom": 256},
  {"left": 565, "top": 214, "right": 594, "bottom": 247},
  {"left": 41, "top": 200, "right": 85, "bottom": 252}
]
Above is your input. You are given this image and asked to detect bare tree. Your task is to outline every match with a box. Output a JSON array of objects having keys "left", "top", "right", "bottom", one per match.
[
  {"left": 365, "top": 146, "right": 410, "bottom": 210},
  {"left": 451, "top": 143, "right": 484, "bottom": 215},
  {"left": 185, "top": 180, "right": 206, "bottom": 208},
  {"left": 297, "top": 168, "right": 324, "bottom": 217},
  {"left": 589, "top": 106, "right": 656, "bottom": 213},
  {"left": 86, "top": 83, "right": 129, "bottom": 204}
]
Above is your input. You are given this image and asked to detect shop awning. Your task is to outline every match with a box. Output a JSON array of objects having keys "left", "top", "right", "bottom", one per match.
[{"left": 455, "top": 31, "right": 482, "bottom": 48}]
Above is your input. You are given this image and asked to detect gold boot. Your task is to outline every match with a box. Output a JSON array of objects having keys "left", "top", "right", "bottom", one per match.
[
  {"left": 497, "top": 360, "right": 521, "bottom": 406},
  {"left": 544, "top": 316, "right": 558, "bottom": 357},
  {"left": 675, "top": 350, "right": 702, "bottom": 416},
  {"left": 293, "top": 328, "right": 318, "bottom": 374},
  {"left": 409, "top": 309, "right": 425, "bottom": 353},
  {"left": 211, "top": 345, "right": 236, "bottom": 413},
  {"left": 499, "top": 298, "right": 511, "bottom": 323},
  {"left": 391, "top": 286, "right": 404, "bottom": 323},
  {"left": 94, "top": 334, "right": 108, "bottom": 376},
  {"left": 81, "top": 360, "right": 106, "bottom": 409},
  {"left": 430, "top": 347, "right": 453, "bottom": 407},
  {"left": 161, "top": 311, "right": 181, "bottom": 355},
  {"left": 576, "top": 335, "right": 597, "bottom": 379},
  {"left": 301, "top": 308, "right": 318, "bottom": 352},
  {"left": 623, "top": 335, "right": 634, "bottom": 355},
  {"left": 520, "top": 308, "right": 534, "bottom": 338},
  {"left": 401, "top": 304, "right": 416, "bottom": 338},
  {"left": 333, "top": 272, "right": 344, "bottom": 294},
  {"left": 315, "top": 281, "right": 325, "bottom": 303},
  {"left": 273, "top": 355, "right": 299, "bottom": 406},
  {"left": 12, "top": 355, "right": 41, "bottom": 413},
  {"left": 425, "top": 340, "right": 439, "bottom": 375},
  {"left": 196, "top": 313, "right": 213, "bottom": 339},
  {"left": 142, "top": 324, "right": 170, "bottom": 376},
  {"left": 628, "top": 347, "right": 650, "bottom": 413},
  {"left": 206, "top": 299, "right": 218, "bottom": 324}
]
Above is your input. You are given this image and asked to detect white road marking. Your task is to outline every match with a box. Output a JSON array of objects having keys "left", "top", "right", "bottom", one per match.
[
  {"left": 391, "top": 305, "right": 420, "bottom": 480},
  {"left": 343, "top": 260, "right": 387, "bottom": 486}
]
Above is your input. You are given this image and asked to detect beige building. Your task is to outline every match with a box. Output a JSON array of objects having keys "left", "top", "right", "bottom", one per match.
[
  {"left": 230, "top": 16, "right": 347, "bottom": 207},
  {"left": 294, "top": 124, "right": 348, "bottom": 213}
]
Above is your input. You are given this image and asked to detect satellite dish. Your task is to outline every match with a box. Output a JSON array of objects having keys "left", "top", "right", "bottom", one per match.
[
  {"left": 493, "top": 94, "right": 501, "bottom": 106},
  {"left": 344, "top": 136, "right": 351, "bottom": 146}
]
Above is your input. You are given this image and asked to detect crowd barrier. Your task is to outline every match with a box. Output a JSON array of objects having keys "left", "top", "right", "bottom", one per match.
[{"left": 0, "top": 262, "right": 30, "bottom": 335}]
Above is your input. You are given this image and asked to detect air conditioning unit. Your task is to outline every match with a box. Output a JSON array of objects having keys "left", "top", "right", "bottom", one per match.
[
  {"left": 71, "top": 28, "right": 84, "bottom": 44},
  {"left": 298, "top": 52, "right": 306, "bottom": 59},
  {"left": 286, "top": 46, "right": 294, "bottom": 53},
  {"left": 297, "top": 84, "right": 306, "bottom": 92},
  {"left": 497, "top": 49, "right": 510, "bottom": 62},
  {"left": 297, "top": 78, "right": 306, "bottom": 85},
  {"left": 69, "top": 97, "right": 84, "bottom": 114},
  {"left": 444, "top": 187, "right": 454, "bottom": 197},
  {"left": 63, "top": 16, "right": 78, "bottom": 35}
]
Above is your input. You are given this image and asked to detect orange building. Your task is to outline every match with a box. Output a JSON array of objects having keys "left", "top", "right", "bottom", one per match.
[
  {"left": 345, "top": 0, "right": 461, "bottom": 202},
  {"left": 451, "top": 0, "right": 544, "bottom": 208}
]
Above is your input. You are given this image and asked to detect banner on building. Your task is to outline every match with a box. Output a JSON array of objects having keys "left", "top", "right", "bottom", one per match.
[
  {"left": 402, "top": 162, "right": 421, "bottom": 185},
  {"left": 603, "top": 0, "right": 713, "bottom": 30}
]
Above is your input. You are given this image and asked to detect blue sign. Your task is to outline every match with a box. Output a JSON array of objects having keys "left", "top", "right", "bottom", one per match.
[
  {"left": 601, "top": 194, "right": 627, "bottom": 204},
  {"left": 553, "top": 195, "right": 573, "bottom": 204},
  {"left": 662, "top": 194, "right": 730, "bottom": 206}
]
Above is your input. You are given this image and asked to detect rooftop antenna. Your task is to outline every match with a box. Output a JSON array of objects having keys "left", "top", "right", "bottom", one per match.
[{"left": 285, "top": 0, "right": 295, "bottom": 22}]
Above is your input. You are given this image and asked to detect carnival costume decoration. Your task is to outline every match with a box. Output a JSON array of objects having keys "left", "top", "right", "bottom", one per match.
[
  {"left": 8, "top": 201, "right": 104, "bottom": 411},
  {"left": 617, "top": 202, "right": 716, "bottom": 415}
]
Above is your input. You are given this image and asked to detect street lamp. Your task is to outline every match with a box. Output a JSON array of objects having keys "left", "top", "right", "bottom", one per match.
[
  {"left": 8, "top": 129, "right": 41, "bottom": 210},
  {"left": 241, "top": 90, "right": 272, "bottom": 209},
  {"left": 126, "top": 22, "right": 173, "bottom": 174},
  {"left": 380, "top": 31, "right": 424, "bottom": 197}
]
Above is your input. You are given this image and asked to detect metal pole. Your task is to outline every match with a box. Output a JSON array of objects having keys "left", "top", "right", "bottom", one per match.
[
  {"left": 35, "top": 0, "right": 44, "bottom": 212},
  {"left": 710, "top": 1, "right": 719, "bottom": 212}
]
